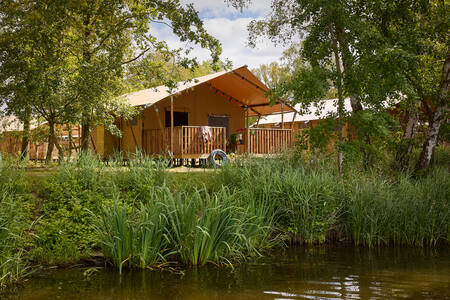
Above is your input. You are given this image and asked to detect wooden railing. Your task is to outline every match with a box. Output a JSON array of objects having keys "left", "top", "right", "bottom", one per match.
[
  {"left": 142, "top": 126, "right": 226, "bottom": 157},
  {"left": 181, "top": 126, "right": 226, "bottom": 155},
  {"left": 246, "top": 128, "right": 293, "bottom": 154}
]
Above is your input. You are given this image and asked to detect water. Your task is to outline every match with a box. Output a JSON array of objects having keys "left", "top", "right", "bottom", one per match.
[{"left": 4, "top": 246, "right": 450, "bottom": 299}]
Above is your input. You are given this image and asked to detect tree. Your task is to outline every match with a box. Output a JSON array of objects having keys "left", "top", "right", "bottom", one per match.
[
  {"left": 1, "top": 0, "right": 223, "bottom": 160},
  {"left": 231, "top": 0, "right": 373, "bottom": 178},
  {"left": 59, "top": 0, "right": 222, "bottom": 151},
  {"left": 0, "top": 0, "right": 86, "bottom": 163},
  {"left": 251, "top": 62, "right": 290, "bottom": 89},
  {"left": 229, "top": 0, "right": 449, "bottom": 172},
  {"left": 363, "top": 0, "right": 449, "bottom": 171},
  {"left": 126, "top": 53, "right": 227, "bottom": 92}
]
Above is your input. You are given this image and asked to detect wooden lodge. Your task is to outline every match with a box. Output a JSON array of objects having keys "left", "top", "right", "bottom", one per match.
[
  {"left": 0, "top": 66, "right": 299, "bottom": 162},
  {"left": 91, "top": 66, "right": 298, "bottom": 160}
]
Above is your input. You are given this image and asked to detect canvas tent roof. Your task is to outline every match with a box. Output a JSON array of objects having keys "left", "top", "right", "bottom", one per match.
[
  {"left": 0, "top": 115, "right": 40, "bottom": 133},
  {"left": 257, "top": 98, "right": 353, "bottom": 125},
  {"left": 122, "top": 66, "right": 296, "bottom": 117}
]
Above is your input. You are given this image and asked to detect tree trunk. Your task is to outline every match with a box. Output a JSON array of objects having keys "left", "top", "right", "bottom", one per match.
[
  {"left": 415, "top": 52, "right": 450, "bottom": 172},
  {"left": 67, "top": 125, "right": 73, "bottom": 161},
  {"left": 337, "top": 29, "right": 374, "bottom": 168},
  {"left": 45, "top": 123, "right": 56, "bottom": 164},
  {"left": 80, "top": 14, "right": 93, "bottom": 152},
  {"left": 55, "top": 140, "right": 64, "bottom": 163},
  {"left": 20, "top": 112, "right": 31, "bottom": 160},
  {"left": 81, "top": 122, "right": 90, "bottom": 151},
  {"left": 330, "top": 25, "right": 345, "bottom": 180},
  {"left": 395, "top": 106, "right": 418, "bottom": 169}
]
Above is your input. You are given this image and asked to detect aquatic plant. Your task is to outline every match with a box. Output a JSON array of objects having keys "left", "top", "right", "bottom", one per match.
[
  {"left": 346, "top": 166, "right": 450, "bottom": 247},
  {"left": 91, "top": 193, "right": 168, "bottom": 273},
  {"left": 0, "top": 162, "right": 32, "bottom": 288}
]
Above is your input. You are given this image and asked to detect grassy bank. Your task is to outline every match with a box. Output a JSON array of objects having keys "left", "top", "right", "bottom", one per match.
[{"left": 0, "top": 150, "right": 448, "bottom": 287}]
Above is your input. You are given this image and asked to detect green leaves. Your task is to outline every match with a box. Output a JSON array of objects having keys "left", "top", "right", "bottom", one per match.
[{"left": 1, "top": 0, "right": 223, "bottom": 154}]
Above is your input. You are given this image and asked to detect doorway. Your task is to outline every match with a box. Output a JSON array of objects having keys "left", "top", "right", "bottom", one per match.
[
  {"left": 165, "top": 111, "right": 188, "bottom": 127},
  {"left": 208, "top": 115, "right": 230, "bottom": 137}
]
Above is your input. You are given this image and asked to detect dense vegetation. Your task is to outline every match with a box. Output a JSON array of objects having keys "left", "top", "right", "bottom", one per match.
[
  {"left": 0, "top": 149, "right": 448, "bottom": 287},
  {"left": 0, "top": 2, "right": 448, "bottom": 292}
]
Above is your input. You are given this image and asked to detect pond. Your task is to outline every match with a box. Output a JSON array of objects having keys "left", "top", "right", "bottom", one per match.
[{"left": 4, "top": 246, "right": 449, "bottom": 299}]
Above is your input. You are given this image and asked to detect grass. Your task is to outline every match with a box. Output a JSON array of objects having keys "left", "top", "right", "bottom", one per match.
[
  {"left": 0, "top": 160, "right": 34, "bottom": 288},
  {"left": 346, "top": 167, "right": 449, "bottom": 247}
]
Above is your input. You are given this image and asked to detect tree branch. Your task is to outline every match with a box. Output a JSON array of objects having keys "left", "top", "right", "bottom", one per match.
[{"left": 122, "top": 47, "right": 152, "bottom": 65}]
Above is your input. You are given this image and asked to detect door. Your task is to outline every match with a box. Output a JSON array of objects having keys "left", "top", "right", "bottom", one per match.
[{"left": 208, "top": 115, "right": 230, "bottom": 138}]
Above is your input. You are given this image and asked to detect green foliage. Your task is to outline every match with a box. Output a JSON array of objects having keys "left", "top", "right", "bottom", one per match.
[
  {"left": 0, "top": 160, "right": 33, "bottom": 288},
  {"left": 94, "top": 185, "right": 276, "bottom": 270},
  {"left": 215, "top": 157, "right": 343, "bottom": 244},
  {"left": 295, "top": 119, "right": 338, "bottom": 152},
  {"left": 0, "top": 149, "right": 448, "bottom": 289},
  {"left": 30, "top": 152, "right": 166, "bottom": 265},
  {"left": 92, "top": 193, "right": 168, "bottom": 273},
  {"left": 0, "top": 0, "right": 223, "bottom": 152},
  {"left": 346, "top": 167, "right": 450, "bottom": 247}
]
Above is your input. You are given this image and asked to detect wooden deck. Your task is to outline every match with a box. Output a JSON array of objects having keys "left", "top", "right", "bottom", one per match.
[
  {"left": 142, "top": 126, "right": 293, "bottom": 159},
  {"left": 142, "top": 126, "right": 227, "bottom": 159}
]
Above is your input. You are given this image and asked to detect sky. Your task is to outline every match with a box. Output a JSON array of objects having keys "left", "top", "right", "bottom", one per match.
[{"left": 150, "top": 0, "right": 289, "bottom": 69}]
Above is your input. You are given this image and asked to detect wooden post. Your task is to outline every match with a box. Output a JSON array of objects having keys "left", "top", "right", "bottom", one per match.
[
  {"left": 291, "top": 111, "right": 297, "bottom": 129},
  {"left": 281, "top": 101, "right": 285, "bottom": 129},
  {"left": 246, "top": 107, "right": 249, "bottom": 153},
  {"left": 223, "top": 127, "right": 226, "bottom": 152},
  {"left": 119, "top": 118, "right": 122, "bottom": 153},
  {"left": 170, "top": 96, "right": 174, "bottom": 155},
  {"left": 291, "top": 111, "right": 297, "bottom": 141},
  {"left": 153, "top": 105, "right": 164, "bottom": 130}
]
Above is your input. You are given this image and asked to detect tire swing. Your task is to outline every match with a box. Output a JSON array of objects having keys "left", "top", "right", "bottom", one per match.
[{"left": 208, "top": 149, "right": 228, "bottom": 168}]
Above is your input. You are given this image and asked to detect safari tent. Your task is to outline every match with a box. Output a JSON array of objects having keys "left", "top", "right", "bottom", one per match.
[
  {"left": 256, "top": 98, "right": 353, "bottom": 131},
  {"left": 92, "top": 65, "right": 297, "bottom": 160}
]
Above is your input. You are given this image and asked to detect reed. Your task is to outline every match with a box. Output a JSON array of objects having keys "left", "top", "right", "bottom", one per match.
[
  {"left": 162, "top": 187, "right": 242, "bottom": 266},
  {"left": 0, "top": 194, "right": 30, "bottom": 288},
  {"left": 91, "top": 193, "right": 168, "bottom": 273},
  {"left": 346, "top": 167, "right": 449, "bottom": 247},
  {"left": 212, "top": 157, "right": 343, "bottom": 244}
]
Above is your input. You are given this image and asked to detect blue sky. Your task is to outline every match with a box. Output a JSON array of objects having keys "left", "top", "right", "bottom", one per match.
[{"left": 150, "top": 0, "right": 289, "bottom": 69}]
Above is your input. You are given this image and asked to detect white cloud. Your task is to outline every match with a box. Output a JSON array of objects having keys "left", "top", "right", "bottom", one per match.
[
  {"left": 150, "top": 1, "right": 288, "bottom": 69},
  {"left": 180, "top": 0, "right": 272, "bottom": 19}
]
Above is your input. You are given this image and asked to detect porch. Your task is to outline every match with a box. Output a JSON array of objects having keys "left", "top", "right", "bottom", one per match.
[{"left": 142, "top": 125, "right": 293, "bottom": 159}]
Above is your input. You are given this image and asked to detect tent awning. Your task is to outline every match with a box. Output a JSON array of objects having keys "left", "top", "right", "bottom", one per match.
[{"left": 122, "top": 65, "right": 296, "bottom": 116}]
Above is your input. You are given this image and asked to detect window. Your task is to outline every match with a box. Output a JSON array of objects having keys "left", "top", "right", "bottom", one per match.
[{"left": 165, "top": 111, "right": 188, "bottom": 127}]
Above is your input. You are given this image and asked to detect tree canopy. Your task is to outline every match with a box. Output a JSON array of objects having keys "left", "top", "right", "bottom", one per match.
[
  {"left": 230, "top": 0, "right": 449, "bottom": 173},
  {"left": 1, "top": 0, "right": 223, "bottom": 161}
]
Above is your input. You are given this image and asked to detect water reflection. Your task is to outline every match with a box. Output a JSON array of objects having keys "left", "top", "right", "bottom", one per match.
[{"left": 3, "top": 246, "right": 449, "bottom": 299}]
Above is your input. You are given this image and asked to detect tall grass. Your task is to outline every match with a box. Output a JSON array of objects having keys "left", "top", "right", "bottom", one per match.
[
  {"left": 0, "top": 196, "right": 27, "bottom": 288},
  {"left": 208, "top": 155, "right": 448, "bottom": 246},
  {"left": 213, "top": 157, "right": 344, "bottom": 244},
  {"left": 93, "top": 186, "right": 277, "bottom": 270},
  {"left": 91, "top": 193, "right": 168, "bottom": 273},
  {"left": 347, "top": 167, "right": 449, "bottom": 247},
  {"left": 0, "top": 149, "right": 445, "bottom": 286},
  {"left": 0, "top": 160, "right": 32, "bottom": 288}
]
